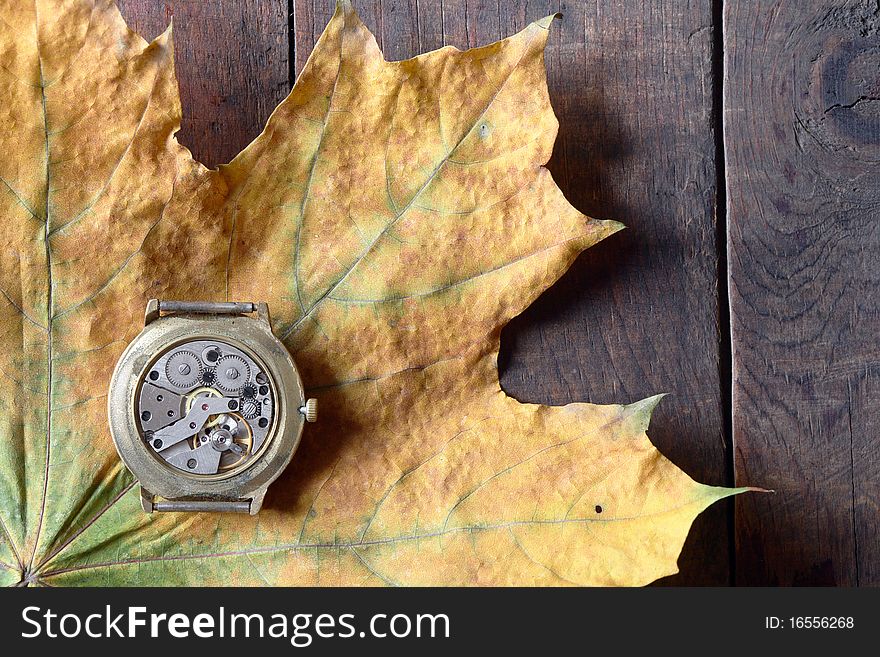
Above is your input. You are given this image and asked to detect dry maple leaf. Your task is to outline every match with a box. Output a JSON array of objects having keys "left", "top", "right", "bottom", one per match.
[{"left": 0, "top": 0, "right": 748, "bottom": 586}]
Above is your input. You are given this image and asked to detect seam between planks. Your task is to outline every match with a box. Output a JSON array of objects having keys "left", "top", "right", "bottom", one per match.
[
  {"left": 288, "top": 0, "right": 296, "bottom": 86},
  {"left": 713, "top": 0, "right": 736, "bottom": 587}
]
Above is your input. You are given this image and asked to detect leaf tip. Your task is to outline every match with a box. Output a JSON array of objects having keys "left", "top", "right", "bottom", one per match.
[
  {"left": 704, "top": 485, "right": 770, "bottom": 506},
  {"left": 336, "top": 0, "right": 355, "bottom": 17},
  {"left": 153, "top": 20, "right": 175, "bottom": 51},
  {"left": 536, "top": 13, "right": 563, "bottom": 31},
  {"left": 624, "top": 393, "right": 667, "bottom": 432},
  {"left": 635, "top": 392, "right": 668, "bottom": 413},
  {"left": 602, "top": 219, "right": 627, "bottom": 236},
  {"left": 334, "top": 0, "right": 366, "bottom": 32}
]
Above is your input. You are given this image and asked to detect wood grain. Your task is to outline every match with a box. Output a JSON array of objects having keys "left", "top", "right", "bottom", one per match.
[
  {"left": 328, "top": 0, "right": 727, "bottom": 586},
  {"left": 726, "top": 0, "right": 880, "bottom": 585},
  {"left": 116, "top": 0, "right": 290, "bottom": 168},
  {"left": 498, "top": 1, "right": 729, "bottom": 584}
]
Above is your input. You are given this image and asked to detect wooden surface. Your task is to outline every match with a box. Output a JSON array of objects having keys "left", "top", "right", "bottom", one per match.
[
  {"left": 116, "top": 0, "right": 878, "bottom": 585},
  {"left": 117, "top": 0, "right": 290, "bottom": 167},
  {"left": 726, "top": 0, "right": 880, "bottom": 586}
]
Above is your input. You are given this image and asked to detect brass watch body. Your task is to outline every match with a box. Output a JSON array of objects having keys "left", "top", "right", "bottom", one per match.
[{"left": 108, "top": 300, "right": 315, "bottom": 515}]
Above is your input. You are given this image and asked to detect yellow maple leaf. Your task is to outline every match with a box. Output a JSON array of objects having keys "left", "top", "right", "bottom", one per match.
[{"left": 0, "top": 0, "right": 748, "bottom": 586}]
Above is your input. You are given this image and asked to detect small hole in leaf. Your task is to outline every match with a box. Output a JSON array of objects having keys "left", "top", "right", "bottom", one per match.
[
  {"left": 595, "top": 505, "right": 603, "bottom": 514},
  {"left": 479, "top": 123, "right": 490, "bottom": 138}
]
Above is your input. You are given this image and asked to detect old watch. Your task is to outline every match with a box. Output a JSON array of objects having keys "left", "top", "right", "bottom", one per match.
[{"left": 108, "top": 300, "right": 317, "bottom": 514}]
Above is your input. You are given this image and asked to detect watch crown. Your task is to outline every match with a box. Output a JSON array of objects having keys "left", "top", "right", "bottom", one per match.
[{"left": 301, "top": 398, "right": 318, "bottom": 423}]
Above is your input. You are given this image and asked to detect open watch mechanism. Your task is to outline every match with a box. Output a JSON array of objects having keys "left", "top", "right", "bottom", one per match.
[
  {"left": 138, "top": 340, "right": 275, "bottom": 478},
  {"left": 109, "top": 300, "right": 315, "bottom": 514}
]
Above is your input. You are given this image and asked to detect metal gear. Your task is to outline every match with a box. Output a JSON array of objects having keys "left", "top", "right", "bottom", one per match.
[
  {"left": 216, "top": 354, "right": 250, "bottom": 392},
  {"left": 240, "top": 399, "right": 260, "bottom": 419},
  {"left": 165, "top": 351, "right": 201, "bottom": 388},
  {"left": 199, "top": 367, "right": 217, "bottom": 386},
  {"left": 240, "top": 383, "right": 258, "bottom": 399}
]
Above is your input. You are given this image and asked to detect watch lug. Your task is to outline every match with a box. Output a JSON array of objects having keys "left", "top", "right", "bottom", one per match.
[
  {"left": 144, "top": 299, "right": 160, "bottom": 326},
  {"left": 254, "top": 302, "right": 272, "bottom": 329},
  {"left": 140, "top": 486, "right": 155, "bottom": 513},
  {"left": 248, "top": 489, "right": 267, "bottom": 515}
]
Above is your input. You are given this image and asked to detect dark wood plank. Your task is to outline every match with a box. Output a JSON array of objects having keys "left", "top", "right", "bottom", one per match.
[
  {"left": 504, "top": 1, "right": 729, "bottom": 585},
  {"left": 117, "top": 0, "right": 289, "bottom": 168},
  {"left": 726, "top": 0, "right": 880, "bottom": 585},
  {"left": 290, "top": 2, "right": 728, "bottom": 584}
]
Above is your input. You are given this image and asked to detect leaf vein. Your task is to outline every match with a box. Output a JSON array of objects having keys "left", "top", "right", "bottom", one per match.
[
  {"left": 327, "top": 235, "right": 584, "bottom": 305},
  {"left": 279, "top": 27, "right": 542, "bottom": 341},
  {"left": 38, "top": 496, "right": 720, "bottom": 580},
  {"left": 47, "top": 43, "right": 168, "bottom": 237}
]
